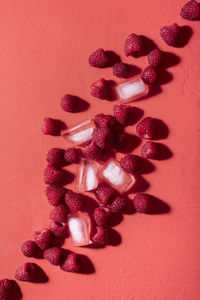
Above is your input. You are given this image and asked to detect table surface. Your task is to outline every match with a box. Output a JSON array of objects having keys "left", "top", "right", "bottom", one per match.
[{"left": 0, "top": 0, "right": 200, "bottom": 299}]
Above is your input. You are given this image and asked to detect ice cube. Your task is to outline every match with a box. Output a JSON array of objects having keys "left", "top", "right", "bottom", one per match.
[
  {"left": 76, "top": 158, "right": 99, "bottom": 192},
  {"left": 100, "top": 159, "right": 135, "bottom": 193},
  {"left": 62, "top": 119, "right": 94, "bottom": 146},
  {"left": 68, "top": 212, "right": 91, "bottom": 246},
  {"left": 116, "top": 77, "right": 148, "bottom": 102}
]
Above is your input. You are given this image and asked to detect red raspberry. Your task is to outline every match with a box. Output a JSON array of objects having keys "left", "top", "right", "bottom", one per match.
[
  {"left": 94, "top": 113, "right": 116, "bottom": 129},
  {"left": 44, "top": 165, "right": 64, "bottom": 185},
  {"left": 133, "top": 193, "right": 151, "bottom": 213},
  {"left": 65, "top": 190, "right": 82, "bottom": 213},
  {"left": 45, "top": 185, "right": 67, "bottom": 206},
  {"left": 142, "top": 66, "right": 157, "bottom": 85},
  {"left": 41, "top": 118, "right": 61, "bottom": 136},
  {"left": 90, "top": 78, "right": 109, "bottom": 100},
  {"left": 124, "top": 33, "right": 142, "bottom": 57},
  {"left": 88, "top": 48, "right": 109, "bottom": 68},
  {"left": 180, "top": 0, "right": 200, "bottom": 20},
  {"left": 108, "top": 196, "right": 126, "bottom": 213},
  {"left": 95, "top": 184, "right": 115, "bottom": 206},
  {"left": 148, "top": 49, "right": 163, "bottom": 68},
  {"left": 21, "top": 240, "right": 39, "bottom": 258},
  {"left": 120, "top": 154, "right": 140, "bottom": 173},
  {"left": 61, "top": 94, "right": 77, "bottom": 112},
  {"left": 15, "top": 263, "right": 37, "bottom": 282},
  {"left": 91, "top": 226, "right": 109, "bottom": 246},
  {"left": 136, "top": 117, "right": 157, "bottom": 139},
  {"left": 141, "top": 141, "right": 159, "bottom": 159},
  {"left": 34, "top": 228, "right": 52, "bottom": 250},
  {"left": 64, "top": 147, "right": 80, "bottom": 164},
  {"left": 49, "top": 221, "right": 68, "bottom": 237},
  {"left": 160, "top": 23, "right": 180, "bottom": 47},
  {"left": 93, "top": 207, "right": 110, "bottom": 226},
  {"left": 83, "top": 140, "right": 103, "bottom": 161},
  {"left": 113, "top": 104, "right": 132, "bottom": 126},
  {"left": 60, "top": 253, "right": 80, "bottom": 272},
  {"left": 46, "top": 148, "right": 65, "bottom": 168},
  {"left": 93, "top": 128, "right": 112, "bottom": 149},
  {"left": 43, "top": 247, "right": 63, "bottom": 266},
  {"left": 49, "top": 204, "right": 68, "bottom": 223},
  {"left": 113, "top": 62, "right": 128, "bottom": 78},
  {"left": 0, "top": 279, "right": 13, "bottom": 299}
]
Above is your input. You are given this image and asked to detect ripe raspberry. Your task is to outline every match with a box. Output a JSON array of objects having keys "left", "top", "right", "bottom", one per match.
[
  {"left": 89, "top": 48, "right": 109, "bottom": 68},
  {"left": 93, "top": 128, "right": 112, "bottom": 149},
  {"left": 113, "top": 62, "right": 128, "bottom": 78},
  {"left": 113, "top": 104, "right": 132, "bottom": 126},
  {"left": 136, "top": 117, "right": 157, "bottom": 139},
  {"left": 45, "top": 185, "right": 67, "bottom": 206},
  {"left": 108, "top": 196, "right": 126, "bottom": 213},
  {"left": 0, "top": 279, "right": 12, "bottom": 299},
  {"left": 95, "top": 184, "right": 115, "bottom": 206},
  {"left": 142, "top": 66, "right": 157, "bottom": 85},
  {"left": 60, "top": 253, "right": 80, "bottom": 272},
  {"left": 133, "top": 193, "right": 151, "bottom": 213},
  {"left": 148, "top": 49, "right": 163, "bottom": 68},
  {"left": 43, "top": 247, "right": 63, "bottom": 266},
  {"left": 61, "top": 94, "right": 77, "bottom": 112},
  {"left": 49, "top": 204, "right": 68, "bottom": 223},
  {"left": 93, "top": 207, "right": 110, "bottom": 226},
  {"left": 90, "top": 78, "right": 108, "bottom": 100},
  {"left": 34, "top": 228, "right": 52, "bottom": 250},
  {"left": 160, "top": 23, "right": 180, "bottom": 47},
  {"left": 94, "top": 113, "right": 116, "bottom": 129},
  {"left": 180, "top": 0, "right": 200, "bottom": 20},
  {"left": 124, "top": 33, "right": 142, "bottom": 57},
  {"left": 49, "top": 221, "right": 68, "bottom": 237},
  {"left": 120, "top": 154, "right": 140, "bottom": 173},
  {"left": 83, "top": 140, "right": 103, "bottom": 161},
  {"left": 64, "top": 147, "right": 80, "bottom": 164},
  {"left": 15, "top": 263, "right": 37, "bottom": 282},
  {"left": 65, "top": 190, "right": 82, "bottom": 213},
  {"left": 44, "top": 165, "right": 64, "bottom": 185},
  {"left": 41, "top": 118, "right": 61, "bottom": 136},
  {"left": 21, "top": 240, "right": 39, "bottom": 258},
  {"left": 46, "top": 148, "right": 65, "bottom": 168},
  {"left": 91, "top": 226, "right": 109, "bottom": 246},
  {"left": 141, "top": 141, "right": 159, "bottom": 159}
]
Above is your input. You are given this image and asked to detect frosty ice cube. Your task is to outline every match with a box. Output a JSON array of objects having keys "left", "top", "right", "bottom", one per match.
[
  {"left": 68, "top": 212, "right": 91, "bottom": 246},
  {"left": 116, "top": 77, "right": 148, "bottom": 103},
  {"left": 100, "top": 159, "right": 135, "bottom": 193},
  {"left": 62, "top": 119, "right": 94, "bottom": 146},
  {"left": 76, "top": 158, "right": 99, "bottom": 192}
]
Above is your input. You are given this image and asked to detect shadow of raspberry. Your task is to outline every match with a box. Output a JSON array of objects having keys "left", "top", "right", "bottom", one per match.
[
  {"left": 126, "top": 106, "right": 144, "bottom": 126},
  {"left": 81, "top": 195, "right": 99, "bottom": 237},
  {"left": 60, "top": 170, "right": 75, "bottom": 186},
  {"left": 105, "top": 50, "right": 121, "bottom": 66},
  {"left": 176, "top": 25, "right": 193, "bottom": 48},
  {"left": 126, "top": 175, "right": 150, "bottom": 195},
  {"left": 78, "top": 254, "right": 95, "bottom": 274},
  {"left": 116, "top": 133, "right": 141, "bottom": 154},
  {"left": 7, "top": 280, "right": 22, "bottom": 300},
  {"left": 107, "top": 212, "right": 123, "bottom": 227},
  {"left": 73, "top": 97, "right": 90, "bottom": 113},
  {"left": 148, "top": 195, "right": 171, "bottom": 214},
  {"left": 32, "top": 264, "right": 49, "bottom": 283},
  {"left": 107, "top": 228, "right": 122, "bottom": 246},
  {"left": 150, "top": 143, "right": 173, "bottom": 160},
  {"left": 161, "top": 51, "right": 181, "bottom": 69},
  {"left": 136, "top": 156, "right": 156, "bottom": 174}
]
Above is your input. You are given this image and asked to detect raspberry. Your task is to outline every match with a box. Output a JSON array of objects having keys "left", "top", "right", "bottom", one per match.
[
  {"left": 15, "top": 263, "right": 37, "bottom": 282},
  {"left": 148, "top": 49, "right": 163, "bottom": 68},
  {"left": 45, "top": 185, "right": 67, "bottom": 206},
  {"left": 90, "top": 78, "right": 108, "bottom": 100},
  {"left": 141, "top": 141, "right": 159, "bottom": 159},
  {"left": 41, "top": 118, "right": 61, "bottom": 136},
  {"left": 120, "top": 154, "right": 140, "bottom": 173},
  {"left": 61, "top": 94, "right": 77, "bottom": 112},
  {"left": 142, "top": 66, "right": 157, "bottom": 85},
  {"left": 93, "top": 128, "right": 112, "bottom": 149},
  {"left": 49, "top": 221, "right": 68, "bottom": 237},
  {"left": 21, "top": 240, "right": 39, "bottom": 258},
  {"left": 95, "top": 184, "right": 115, "bottom": 206},
  {"left": 65, "top": 190, "right": 82, "bottom": 213},
  {"left": 124, "top": 33, "right": 142, "bottom": 57},
  {"left": 0, "top": 279, "right": 12, "bottom": 299},
  {"left": 108, "top": 196, "right": 126, "bottom": 213},
  {"left": 64, "top": 147, "right": 80, "bottom": 164},
  {"left": 91, "top": 226, "right": 109, "bottom": 246},
  {"left": 44, "top": 165, "right": 64, "bottom": 185},
  {"left": 160, "top": 23, "right": 180, "bottom": 47},
  {"left": 113, "top": 62, "right": 128, "bottom": 78},
  {"left": 136, "top": 117, "right": 157, "bottom": 139},
  {"left": 89, "top": 48, "right": 109, "bottom": 68},
  {"left": 113, "top": 104, "right": 132, "bottom": 126},
  {"left": 180, "top": 0, "right": 200, "bottom": 20},
  {"left": 93, "top": 207, "right": 110, "bottom": 226},
  {"left": 34, "top": 228, "right": 52, "bottom": 250},
  {"left": 49, "top": 204, "right": 68, "bottom": 223},
  {"left": 94, "top": 113, "right": 116, "bottom": 129},
  {"left": 83, "top": 140, "right": 103, "bottom": 161},
  {"left": 133, "top": 193, "right": 151, "bottom": 213},
  {"left": 60, "top": 253, "right": 80, "bottom": 272},
  {"left": 43, "top": 247, "right": 63, "bottom": 266},
  {"left": 46, "top": 148, "right": 65, "bottom": 168}
]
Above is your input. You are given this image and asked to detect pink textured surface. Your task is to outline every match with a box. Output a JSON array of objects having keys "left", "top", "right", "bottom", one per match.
[{"left": 0, "top": 0, "right": 200, "bottom": 299}]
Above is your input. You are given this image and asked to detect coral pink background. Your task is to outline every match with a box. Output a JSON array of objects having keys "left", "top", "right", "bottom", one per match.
[{"left": 0, "top": 0, "right": 200, "bottom": 299}]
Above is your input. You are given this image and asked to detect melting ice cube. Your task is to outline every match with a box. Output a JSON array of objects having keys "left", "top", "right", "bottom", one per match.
[
  {"left": 76, "top": 158, "right": 99, "bottom": 192},
  {"left": 68, "top": 212, "right": 91, "bottom": 246},
  {"left": 116, "top": 77, "right": 148, "bottom": 102},
  {"left": 62, "top": 119, "right": 94, "bottom": 146},
  {"left": 100, "top": 159, "right": 135, "bottom": 193}
]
